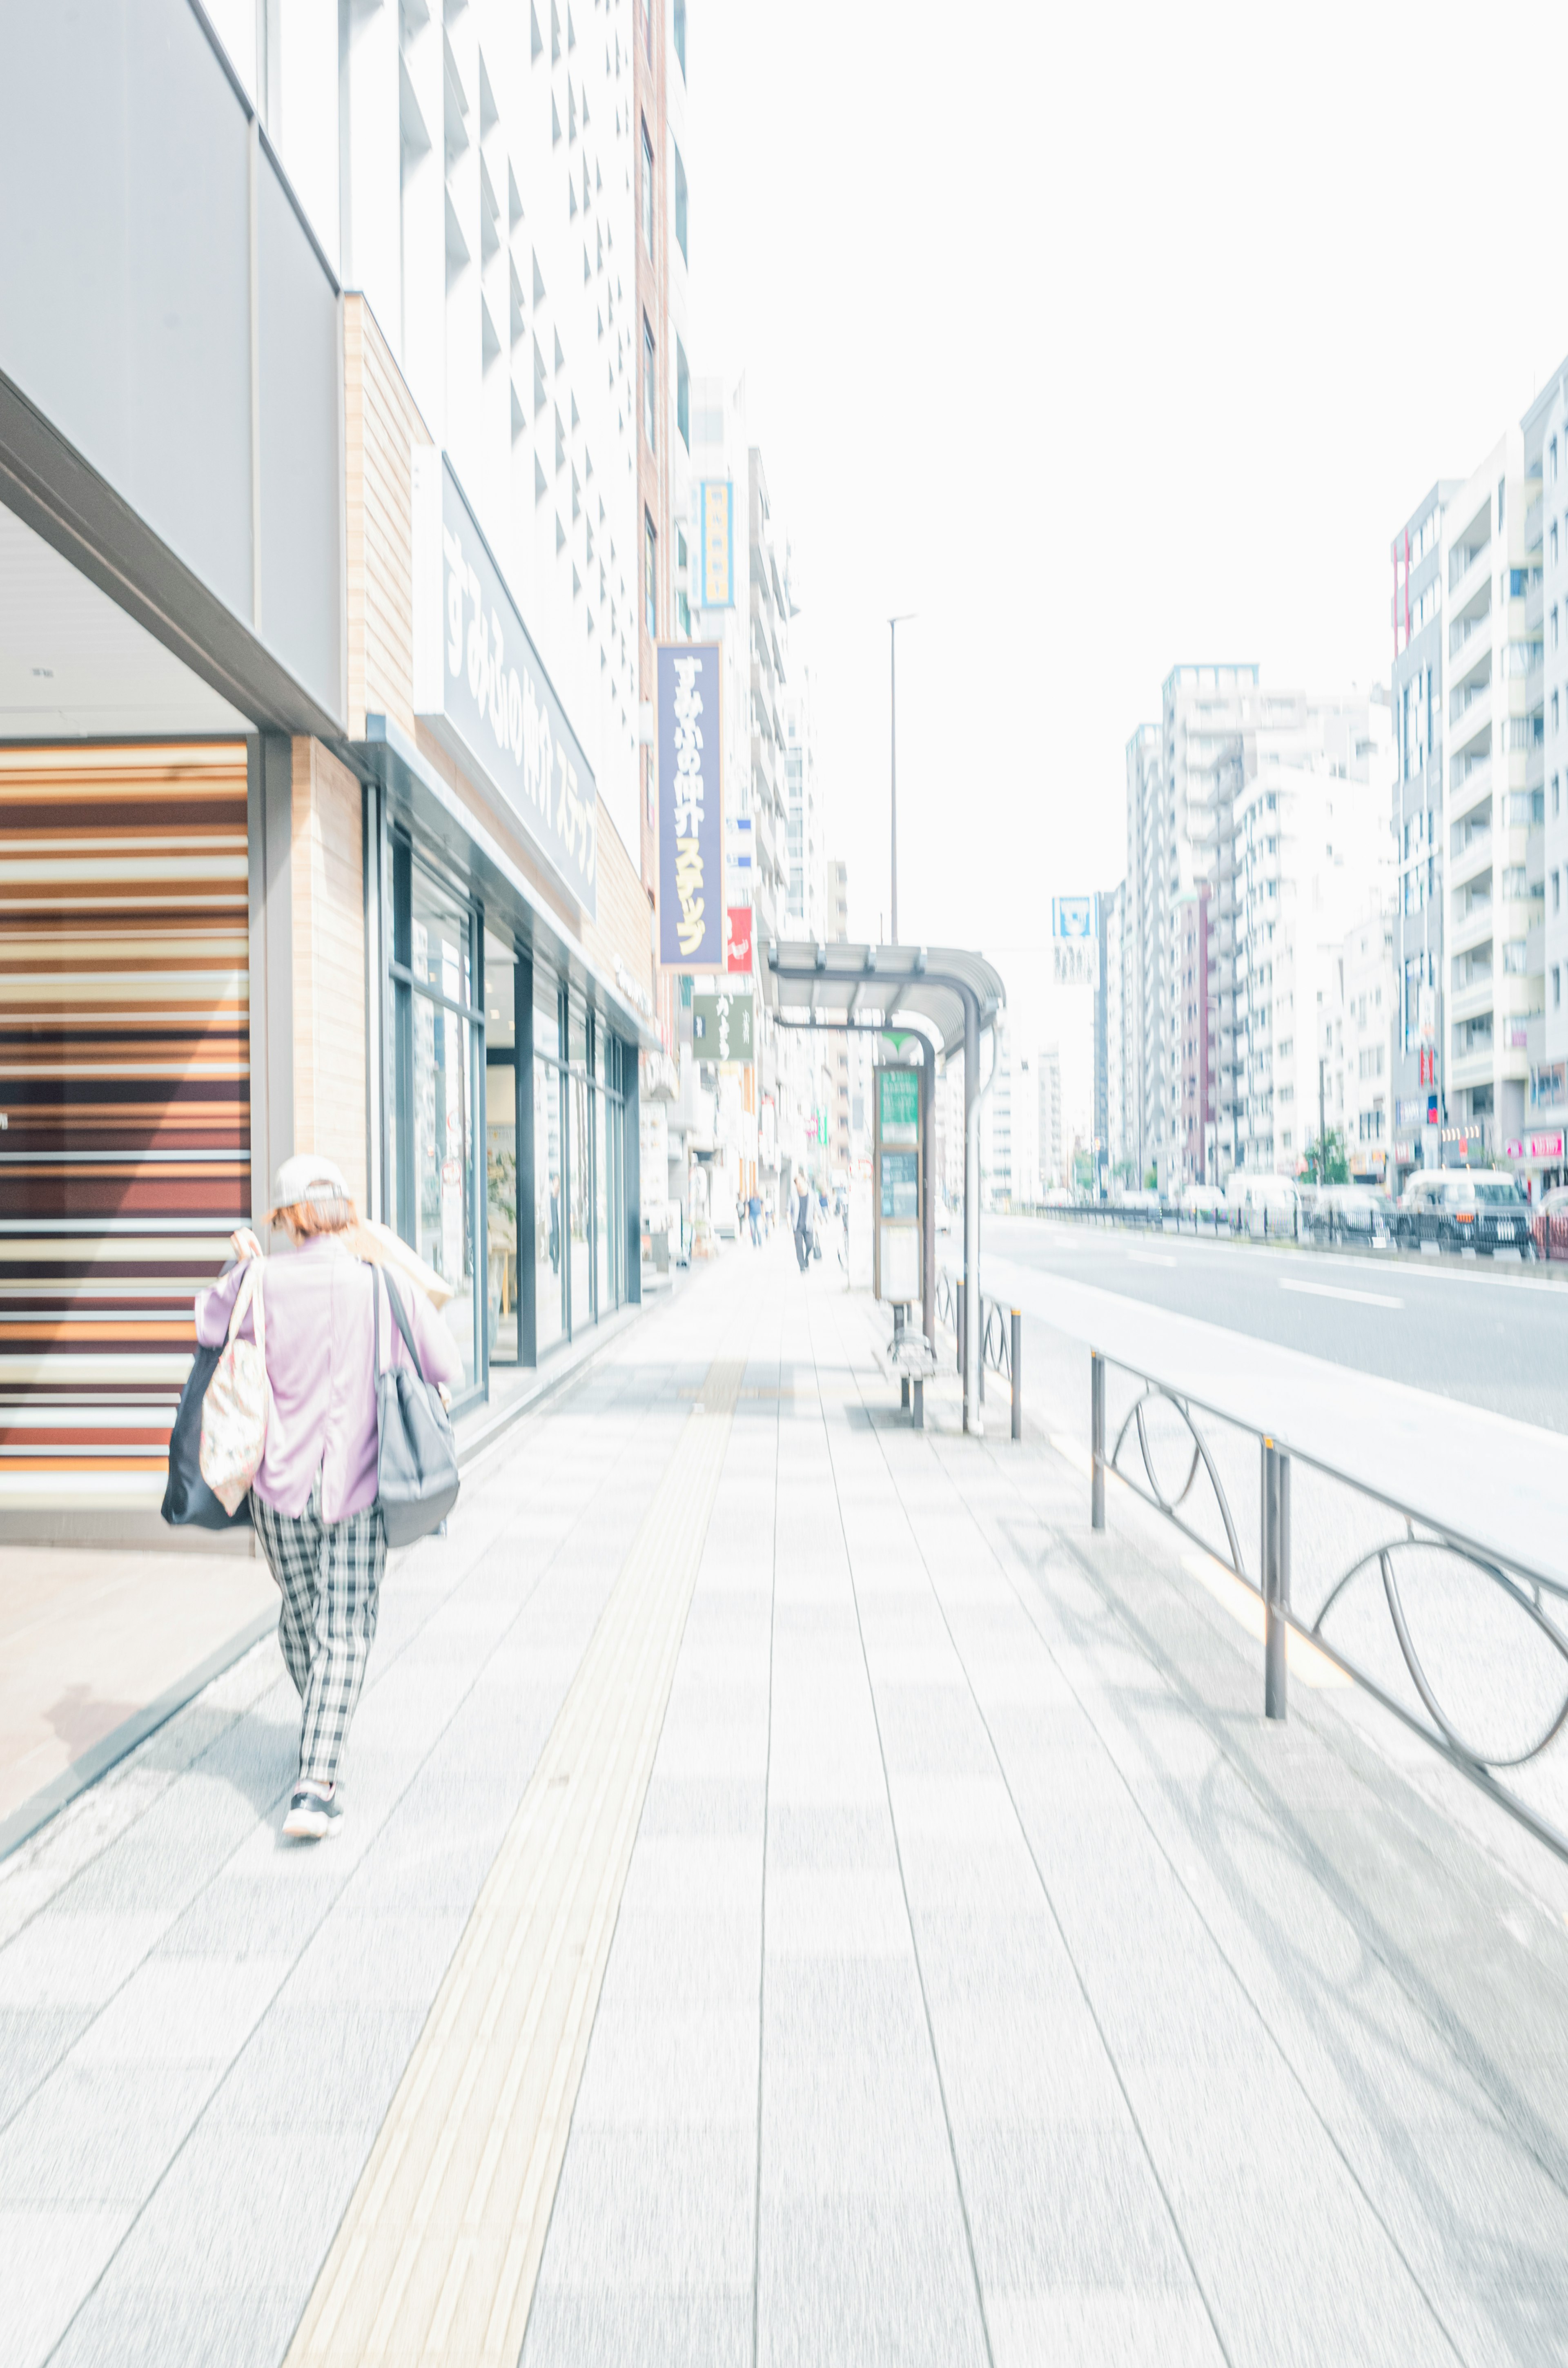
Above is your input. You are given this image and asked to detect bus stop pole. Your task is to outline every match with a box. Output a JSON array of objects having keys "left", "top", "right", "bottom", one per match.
[
  {"left": 963, "top": 991, "right": 982, "bottom": 1436},
  {"left": 921, "top": 1044, "right": 936, "bottom": 1360}
]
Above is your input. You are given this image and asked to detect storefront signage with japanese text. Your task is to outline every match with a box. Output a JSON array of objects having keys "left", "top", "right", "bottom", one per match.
[
  {"left": 698, "top": 480, "right": 735, "bottom": 609},
  {"left": 658, "top": 642, "right": 723, "bottom": 966},
  {"left": 692, "top": 991, "right": 753, "bottom": 1061},
  {"left": 412, "top": 452, "right": 597, "bottom": 919}
]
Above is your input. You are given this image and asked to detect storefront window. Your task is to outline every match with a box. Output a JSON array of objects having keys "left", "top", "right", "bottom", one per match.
[
  {"left": 391, "top": 841, "right": 481, "bottom": 1395},
  {"left": 595, "top": 1081, "right": 609, "bottom": 1315},
  {"left": 385, "top": 820, "right": 635, "bottom": 1382},
  {"left": 534, "top": 1048, "right": 564, "bottom": 1353},
  {"left": 569, "top": 1070, "right": 592, "bottom": 1327},
  {"left": 485, "top": 931, "right": 518, "bottom": 1367},
  {"left": 413, "top": 994, "right": 477, "bottom": 1387}
]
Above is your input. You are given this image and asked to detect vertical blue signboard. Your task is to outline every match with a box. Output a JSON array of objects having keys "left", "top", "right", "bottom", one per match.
[{"left": 658, "top": 642, "right": 723, "bottom": 966}]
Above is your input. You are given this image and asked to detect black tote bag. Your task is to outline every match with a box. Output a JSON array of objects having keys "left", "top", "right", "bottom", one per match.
[
  {"left": 162, "top": 1340, "right": 253, "bottom": 1530},
  {"left": 374, "top": 1269, "right": 461, "bottom": 1547}
]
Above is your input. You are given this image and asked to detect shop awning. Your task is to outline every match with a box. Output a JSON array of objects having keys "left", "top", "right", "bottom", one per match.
[
  {"left": 355, "top": 713, "right": 662, "bottom": 1054},
  {"left": 761, "top": 939, "right": 1005, "bottom": 1061}
]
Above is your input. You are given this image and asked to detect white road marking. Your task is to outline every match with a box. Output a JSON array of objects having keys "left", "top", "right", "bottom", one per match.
[
  {"left": 1127, "top": 1250, "right": 1177, "bottom": 1267},
  {"left": 1279, "top": 1278, "right": 1402, "bottom": 1309}
]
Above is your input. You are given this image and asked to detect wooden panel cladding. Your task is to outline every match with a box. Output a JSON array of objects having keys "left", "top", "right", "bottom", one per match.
[
  {"left": 583, "top": 801, "right": 655, "bottom": 1017},
  {"left": 344, "top": 294, "right": 434, "bottom": 741},
  {"left": 0, "top": 742, "right": 249, "bottom": 1504},
  {"left": 290, "top": 738, "right": 368, "bottom": 1216}
]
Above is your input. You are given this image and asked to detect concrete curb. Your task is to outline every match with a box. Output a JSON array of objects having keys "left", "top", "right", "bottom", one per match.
[{"left": 0, "top": 1606, "right": 279, "bottom": 1866}]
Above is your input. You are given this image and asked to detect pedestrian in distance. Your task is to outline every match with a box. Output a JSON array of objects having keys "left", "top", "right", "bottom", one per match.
[
  {"left": 748, "top": 1190, "right": 762, "bottom": 1246},
  {"left": 196, "top": 1153, "right": 462, "bottom": 1842},
  {"left": 793, "top": 1171, "right": 812, "bottom": 1273}
]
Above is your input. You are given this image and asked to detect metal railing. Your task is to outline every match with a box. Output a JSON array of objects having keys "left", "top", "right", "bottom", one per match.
[
  {"left": 935, "top": 1270, "right": 1023, "bottom": 1439},
  {"left": 1088, "top": 1346, "right": 1568, "bottom": 1864},
  {"left": 1029, "top": 1200, "right": 1552, "bottom": 1261}
]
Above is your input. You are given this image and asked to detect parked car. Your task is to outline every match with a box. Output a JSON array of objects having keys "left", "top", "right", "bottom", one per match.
[
  {"left": 1397, "top": 1168, "right": 1534, "bottom": 1256},
  {"left": 1310, "top": 1183, "right": 1394, "bottom": 1246},
  {"left": 1114, "top": 1188, "right": 1164, "bottom": 1221},
  {"left": 1537, "top": 1185, "right": 1568, "bottom": 1217},
  {"left": 1176, "top": 1182, "right": 1226, "bottom": 1220},
  {"left": 1224, "top": 1171, "right": 1300, "bottom": 1238}
]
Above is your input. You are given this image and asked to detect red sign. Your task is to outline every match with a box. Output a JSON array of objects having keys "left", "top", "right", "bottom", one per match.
[
  {"left": 726, "top": 905, "right": 753, "bottom": 974},
  {"left": 1508, "top": 1133, "right": 1564, "bottom": 1161}
]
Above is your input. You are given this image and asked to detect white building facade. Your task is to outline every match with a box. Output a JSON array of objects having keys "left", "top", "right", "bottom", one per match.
[
  {"left": 1232, "top": 691, "right": 1391, "bottom": 1176},
  {"left": 1440, "top": 430, "right": 1543, "bottom": 1164}
]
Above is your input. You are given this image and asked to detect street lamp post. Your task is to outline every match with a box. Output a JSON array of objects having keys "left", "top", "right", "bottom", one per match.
[{"left": 889, "top": 613, "right": 915, "bottom": 943}]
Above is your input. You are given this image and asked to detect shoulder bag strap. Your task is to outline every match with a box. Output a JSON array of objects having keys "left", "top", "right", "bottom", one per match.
[
  {"left": 226, "top": 1258, "right": 262, "bottom": 1353},
  {"left": 381, "top": 1271, "right": 428, "bottom": 1385}
]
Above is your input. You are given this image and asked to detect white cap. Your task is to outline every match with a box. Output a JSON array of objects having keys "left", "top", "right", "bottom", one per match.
[{"left": 270, "top": 1151, "right": 350, "bottom": 1211}]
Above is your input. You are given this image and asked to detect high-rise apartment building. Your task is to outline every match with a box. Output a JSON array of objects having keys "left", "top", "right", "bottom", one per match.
[
  {"left": 1102, "top": 880, "right": 1133, "bottom": 1178},
  {"left": 1440, "top": 428, "right": 1543, "bottom": 1161},
  {"left": 1124, "top": 722, "right": 1161, "bottom": 1177},
  {"left": 1038, "top": 1046, "right": 1063, "bottom": 1188},
  {"left": 982, "top": 1017, "right": 1015, "bottom": 1209},
  {"left": 1175, "top": 886, "right": 1214, "bottom": 1180},
  {"left": 1389, "top": 485, "right": 1454, "bottom": 1179},
  {"left": 1125, "top": 669, "right": 1259, "bottom": 1190},
  {"left": 784, "top": 669, "right": 825, "bottom": 937},
  {"left": 1160, "top": 664, "right": 1259, "bottom": 1188},
  {"left": 1538, "top": 363, "right": 1568, "bottom": 1190},
  {"left": 1318, "top": 904, "right": 1399, "bottom": 1180},
  {"left": 1232, "top": 691, "right": 1391, "bottom": 1175},
  {"left": 828, "top": 859, "right": 849, "bottom": 941}
]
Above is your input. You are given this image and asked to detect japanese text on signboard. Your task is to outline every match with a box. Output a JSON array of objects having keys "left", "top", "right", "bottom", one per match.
[
  {"left": 726, "top": 906, "right": 753, "bottom": 973},
  {"left": 414, "top": 451, "right": 597, "bottom": 917},
  {"left": 692, "top": 991, "right": 753, "bottom": 1061},
  {"left": 658, "top": 643, "right": 723, "bottom": 966},
  {"left": 699, "top": 481, "right": 735, "bottom": 609}
]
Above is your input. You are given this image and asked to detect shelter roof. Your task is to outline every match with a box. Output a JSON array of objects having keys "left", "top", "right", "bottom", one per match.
[{"left": 762, "top": 940, "right": 1005, "bottom": 1061}]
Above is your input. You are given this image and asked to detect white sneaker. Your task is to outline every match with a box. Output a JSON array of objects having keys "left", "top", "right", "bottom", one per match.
[{"left": 283, "top": 1785, "right": 343, "bottom": 1841}]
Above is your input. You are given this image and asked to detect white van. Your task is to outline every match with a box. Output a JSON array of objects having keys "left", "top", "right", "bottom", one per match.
[{"left": 1223, "top": 1169, "right": 1300, "bottom": 1239}]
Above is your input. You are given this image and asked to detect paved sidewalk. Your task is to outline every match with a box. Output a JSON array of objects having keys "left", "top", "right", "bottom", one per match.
[
  {"left": 4, "top": 1241, "right": 1568, "bottom": 2365},
  {"left": 0, "top": 1545, "right": 277, "bottom": 1857}
]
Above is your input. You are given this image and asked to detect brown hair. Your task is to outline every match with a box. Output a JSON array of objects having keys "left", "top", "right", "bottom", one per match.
[{"left": 272, "top": 1192, "right": 357, "bottom": 1240}]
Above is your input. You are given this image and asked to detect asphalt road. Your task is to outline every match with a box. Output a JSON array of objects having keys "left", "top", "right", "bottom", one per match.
[{"left": 984, "top": 1214, "right": 1568, "bottom": 1435}]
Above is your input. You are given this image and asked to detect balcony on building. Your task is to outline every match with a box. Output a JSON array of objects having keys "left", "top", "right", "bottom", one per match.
[
  {"left": 1448, "top": 504, "right": 1492, "bottom": 603},
  {"left": 1449, "top": 584, "right": 1492, "bottom": 667}
]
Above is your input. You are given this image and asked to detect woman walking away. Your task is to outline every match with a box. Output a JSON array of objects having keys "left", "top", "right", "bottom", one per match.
[{"left": 197, "top": 1153, "right": 461, "bottom": 1842}]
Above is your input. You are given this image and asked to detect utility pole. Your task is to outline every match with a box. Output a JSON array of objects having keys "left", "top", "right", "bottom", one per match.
[
  {"left": 1319, "top": 1055, "right": 1327, "bottom": 1183},
  {"left": 889, "top": 613, "right": 914, "bottom": 943}
]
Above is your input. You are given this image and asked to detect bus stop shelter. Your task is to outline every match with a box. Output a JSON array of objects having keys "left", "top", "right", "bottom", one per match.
[{"left": 762, "top": 939, "right": 1005, "bottom": 1436}]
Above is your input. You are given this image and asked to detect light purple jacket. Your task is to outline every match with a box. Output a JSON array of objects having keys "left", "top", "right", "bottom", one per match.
[{"left": 195, "top": 1238, "right": 463, "bottom": 1523}]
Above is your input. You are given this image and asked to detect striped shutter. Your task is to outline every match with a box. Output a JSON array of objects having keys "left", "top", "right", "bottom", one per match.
[{"left": 0, "top": 742, "right": 251, "bottom": 1512}]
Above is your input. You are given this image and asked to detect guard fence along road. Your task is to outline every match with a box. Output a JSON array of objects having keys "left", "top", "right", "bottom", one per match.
[
  {"left": 1027, "top": 1200, "right": 1564, "bottom": 1261},
  {"left": 936, "top": 1270, "right": 1022, "bottom": 1440},
  {"left": 1087, "top": 1345, "right": 1568, "bottom": 1866}
]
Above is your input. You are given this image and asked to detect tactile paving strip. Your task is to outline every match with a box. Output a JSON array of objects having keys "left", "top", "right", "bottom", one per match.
[{"left": 283, "top": 1360, "right": 744, "bottom": 2366}]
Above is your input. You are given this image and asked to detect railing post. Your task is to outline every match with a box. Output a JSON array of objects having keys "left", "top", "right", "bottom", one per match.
[
  {"left": 1010, "top": 1309, "right": 1022, "bottom": 1441},
  {"left": 1262, "top": 1437, "right": 1290, "bottom": 1720},
  {"left": 956, "top": 1280, "right": 964, "bottom": 1378},
  {"left": 1091, "top": 1350, "right": 1105, "bottom": 1529},
  {"left": 978, "top": 1302, "right": 986, "bottom": 1406}
]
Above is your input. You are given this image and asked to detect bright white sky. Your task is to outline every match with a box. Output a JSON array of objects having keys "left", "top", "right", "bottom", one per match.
[{"left": 686, "top": 0, "right": 1568, "bottom": 1066}]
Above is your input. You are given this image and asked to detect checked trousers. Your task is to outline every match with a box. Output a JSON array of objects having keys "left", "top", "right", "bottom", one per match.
[{"left": 252, "top": 1486, "right": 386, "bottom": 1788}]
